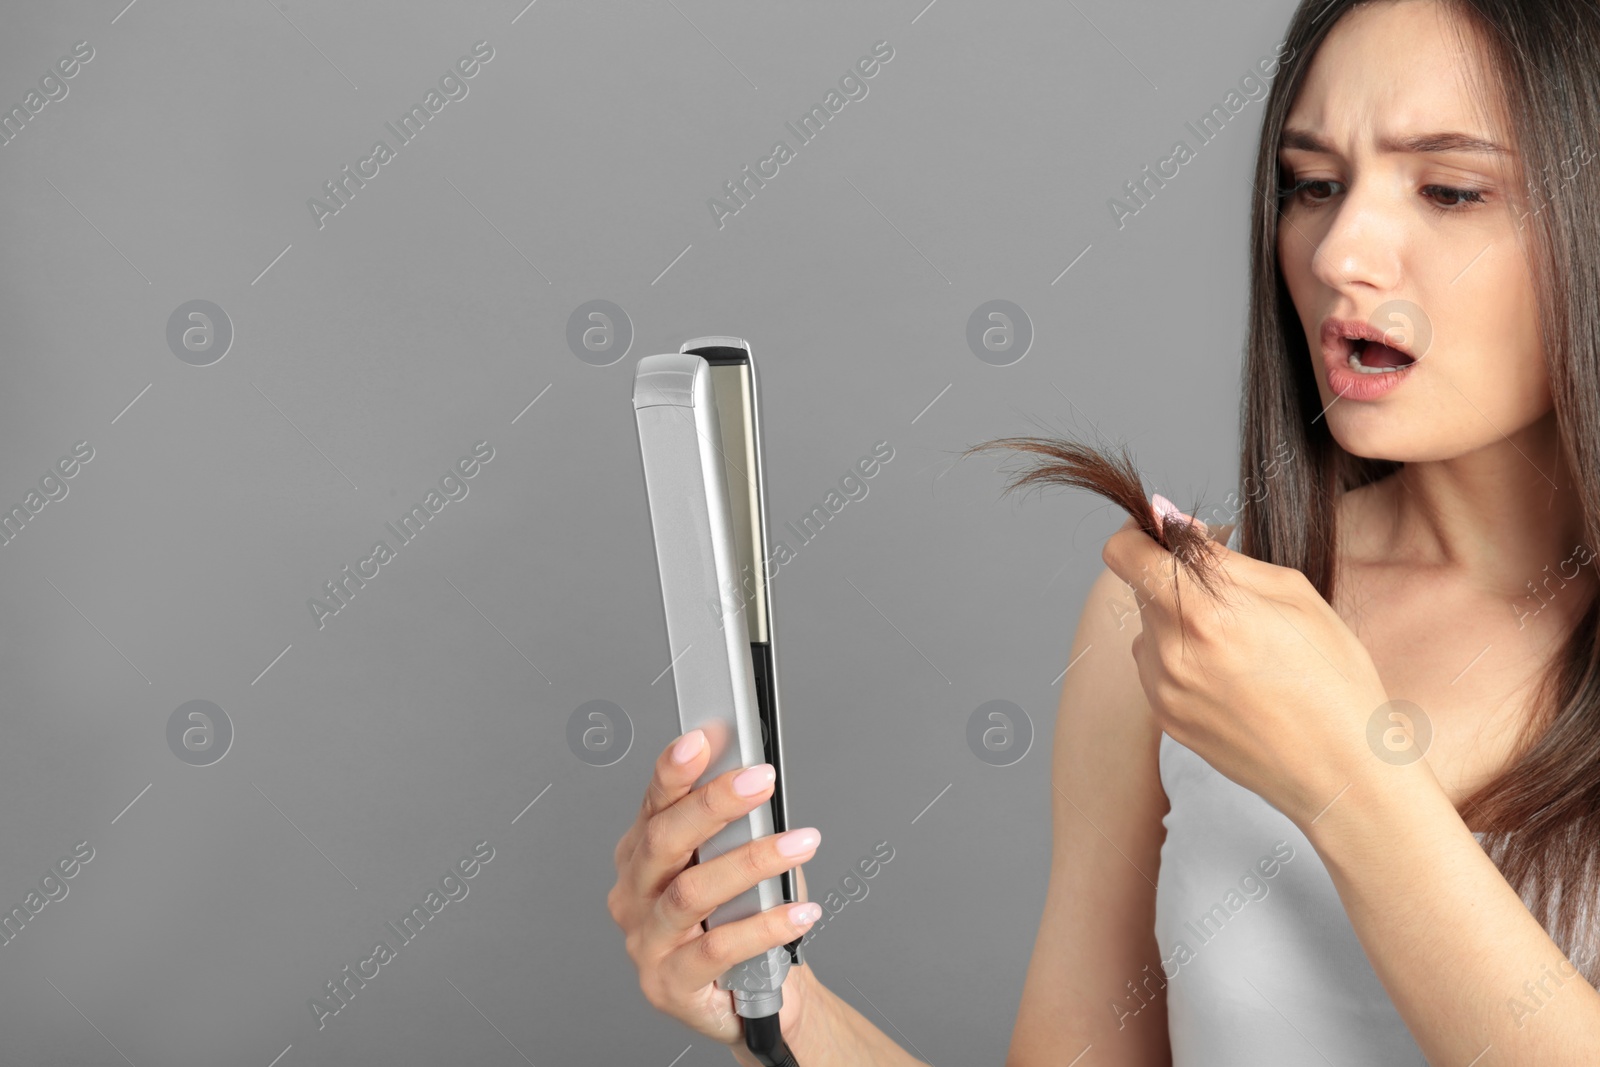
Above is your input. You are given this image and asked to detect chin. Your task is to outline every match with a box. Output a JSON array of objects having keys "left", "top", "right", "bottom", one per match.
[
  {"left": 1327, "top": 422, "right": 1462, "bottom": 464},
  {"left": 1324, "top": 419, "right": 1427, "bottom": 463}
]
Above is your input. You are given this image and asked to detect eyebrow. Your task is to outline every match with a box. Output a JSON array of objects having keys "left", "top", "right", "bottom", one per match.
[{"left": 1279, "top": 126, "right": 1511, "bottom": 156}]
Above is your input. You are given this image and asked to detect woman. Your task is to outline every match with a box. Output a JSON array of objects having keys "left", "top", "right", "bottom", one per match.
[{"left": 608, "top": 0, "right": 1600, "bottom": 1062}]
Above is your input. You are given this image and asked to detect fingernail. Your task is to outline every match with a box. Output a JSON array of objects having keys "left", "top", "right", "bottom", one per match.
[
  {"left": 671, "top": 729, "right": 704, "bottom": 765},
  {"left": 733, "top": 763, "right": 775, "bottom": 796},
  {"left": 1151, "top": 493, "right": 1208, "bottom": 535},
  {"left": 776, "top": 827, "right": 820, "bottom": 856},
  {"left": 789, "top": 902, "right": 822, "bottom": 926},
  {"left": 1151, "top": 493, "right": 1184, "bottom": 525}
]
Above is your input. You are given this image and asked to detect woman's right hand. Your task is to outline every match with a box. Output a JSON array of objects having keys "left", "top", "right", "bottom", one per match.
[{"left": 609, "top": 728, "right": 824, "bottom": 1054}]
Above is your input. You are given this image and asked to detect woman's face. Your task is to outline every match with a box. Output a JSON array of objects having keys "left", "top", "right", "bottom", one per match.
[{"left": 1277, "top": 0, "right": 1547, "bottom": 462}]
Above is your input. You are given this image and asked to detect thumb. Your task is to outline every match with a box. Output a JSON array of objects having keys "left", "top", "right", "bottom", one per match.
[{"left": 1151, "top": 492, "right": 1211, "bottom": 537}]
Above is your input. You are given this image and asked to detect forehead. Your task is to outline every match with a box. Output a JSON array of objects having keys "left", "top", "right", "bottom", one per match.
[{"left": 1283, "top": 0, "right": 1504, "bottom": 145}]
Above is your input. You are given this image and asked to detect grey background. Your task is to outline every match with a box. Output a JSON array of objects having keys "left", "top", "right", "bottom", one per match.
[{"left": 0, "top": 1, "right": 1295, "bottom": 1063}]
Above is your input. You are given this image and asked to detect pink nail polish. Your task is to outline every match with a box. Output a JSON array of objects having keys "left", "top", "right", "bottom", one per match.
[
  {"left": 733, "top": 763, "right": 775, "bottom": 796},
  {"left": 776, "top": 827, "right": 820, "bottom": 856},
  {"left": 789, "top": 902, "right": 822, "bottom": 925},
  {"left": 1152, "top": 494, "right": 1209, "bottom": 537},
  {"left": 1151, "top": 493, "right": 1184, "bottom": 525},
  {"left": 671, "top": 730, "right": 704, "bottom": 764}
]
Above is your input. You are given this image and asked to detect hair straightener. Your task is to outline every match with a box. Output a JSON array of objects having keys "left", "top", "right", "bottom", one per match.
[{"left": 631, "top": 336, "right": 803, "bottom": 1067}]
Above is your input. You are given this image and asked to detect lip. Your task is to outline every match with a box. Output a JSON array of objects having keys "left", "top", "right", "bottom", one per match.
[{"left": 1319, "top": 314, "right": 1421, "bottom": 403}]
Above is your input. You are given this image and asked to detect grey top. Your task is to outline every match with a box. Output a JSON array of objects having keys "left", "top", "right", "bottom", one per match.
[{"left": 1153, "top": 731, "right": 1433, "bottom": 1065}]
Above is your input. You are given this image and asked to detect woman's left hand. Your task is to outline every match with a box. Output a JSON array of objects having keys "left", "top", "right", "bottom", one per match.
[{"left": 1100, "top": 502, "right": 1394, "bottom": 829}]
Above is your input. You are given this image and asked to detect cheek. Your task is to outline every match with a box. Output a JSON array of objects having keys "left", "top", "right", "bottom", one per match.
[
  {"left": 1446, "top": 257, "right": 1550, "bottom": 420},
  {"left": 1277, "top": 226, "right": 1310, "bottom": 294},
  {"left": 1276, "top": 226, "right": 1320, "bottom": 335}
]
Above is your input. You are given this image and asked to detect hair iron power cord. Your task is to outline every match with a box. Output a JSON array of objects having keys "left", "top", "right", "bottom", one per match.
[{"left": 744, "top": 1011, "right": 800, "bottom": 1066}]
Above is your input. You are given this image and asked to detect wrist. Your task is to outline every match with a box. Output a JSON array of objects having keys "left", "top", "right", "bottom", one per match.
[
  {"left": 728, "top": 960, "right": 927, "bottom": 1067},
  {"left": 778, "top": 963, "right": 833, "bottom": 1061},
  {"left": 729, "top": 963, "right": 833, "bottom": 1067},
  {"left": 1299, "top": 745, "right": 1454, "bottom": 873}
]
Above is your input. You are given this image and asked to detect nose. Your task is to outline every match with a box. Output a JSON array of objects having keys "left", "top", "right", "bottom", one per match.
[{"left": 1303, "top": 173, "right": 1404, "bottom": 294}]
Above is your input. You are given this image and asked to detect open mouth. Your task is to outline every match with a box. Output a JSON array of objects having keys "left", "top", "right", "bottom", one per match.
[{"left": 1345, "top": 336, "right": 1416, "bottom": 374}]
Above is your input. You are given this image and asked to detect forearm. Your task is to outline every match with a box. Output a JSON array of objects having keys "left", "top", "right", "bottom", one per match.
[
  {"left": 731, "top": 966, "right": 929, "bottom": 1067},
  {"left": 1301, "top": 752, "right": 1600, "bottom": 1063}
]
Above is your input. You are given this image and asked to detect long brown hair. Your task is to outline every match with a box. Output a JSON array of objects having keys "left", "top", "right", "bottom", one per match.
[{"left": 970, "top": 0, "right": 1600, "bottom": 983}]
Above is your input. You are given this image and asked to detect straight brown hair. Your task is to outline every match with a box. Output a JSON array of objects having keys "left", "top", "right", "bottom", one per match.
[{"left": 971, "top": 0, "right": 1600, "bottom": 983}]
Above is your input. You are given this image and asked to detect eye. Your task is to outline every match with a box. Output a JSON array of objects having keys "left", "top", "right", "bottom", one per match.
[
  {"left": 1275, "top": 175, "right": 1490, "bottom": 215},
  {"left": 1276, "top": 177, "right": 1342, "bottom": 208},
  {"left": 1422, "top": 183, "right": 1488, "bottom": 214}
]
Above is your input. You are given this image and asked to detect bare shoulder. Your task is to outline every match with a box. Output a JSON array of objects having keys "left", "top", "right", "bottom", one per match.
[
  {"left": 1057, "top": 565, "right": 1165, "bottom": 802},
  {"left": 1005, "top": 564, "right": 1171, "bottom": 1066}
]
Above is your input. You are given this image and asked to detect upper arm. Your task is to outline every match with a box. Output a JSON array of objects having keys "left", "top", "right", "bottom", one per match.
[{"left": 1005, "top": 565, "right": 1172, "bottom": 1067}]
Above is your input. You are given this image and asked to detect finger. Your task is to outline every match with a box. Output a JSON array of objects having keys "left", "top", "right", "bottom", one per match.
[
  {"left": 1101, "top": 516, "right": 1169, "bottom": 593},
  {"left": 1151, "top": 492, "right": 1210, "bottom": 537},
  {"left": 1109, "top": 527, "right": 1218, "bottom": 623},
  {"left": 631, "top": 761, "right": 780, "bottom": 902},
  {"left": 652, "top": 823, "right": 820, "bottom": 943},
  {"left": 617, "top": 730, "right": 714, "bottom": 871},
  {"left": 657, "top": 887, "right": 823, "bottom": 994},
  {"left": 644, "top": 729, "right": 710, "bottom": 820}
]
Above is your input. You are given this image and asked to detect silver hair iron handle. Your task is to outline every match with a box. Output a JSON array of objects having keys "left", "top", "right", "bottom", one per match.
[{"left": 630, "top": 339, "right": 802, "bottom": 1028}]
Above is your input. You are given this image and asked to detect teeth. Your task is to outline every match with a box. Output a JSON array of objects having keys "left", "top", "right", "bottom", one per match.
[{"left": 1347, "top": 349, "right": 1404, "bottom": 374}]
